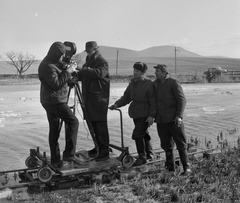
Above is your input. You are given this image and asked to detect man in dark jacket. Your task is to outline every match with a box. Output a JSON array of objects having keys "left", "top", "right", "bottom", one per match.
[
  {"left": 38, "top": 41, "right": 83, "bottom": 167},
  {"left": 153, "top": 64, "right": 191, "bottom": 175},
  {"left": 77, "top": 41, "right": 110, "bottom": 162},
  {"left": 109, "top": 62, "right": 156, "bottom": 166}
]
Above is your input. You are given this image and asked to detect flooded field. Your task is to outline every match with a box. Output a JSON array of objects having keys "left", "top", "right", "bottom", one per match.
[{"left": 1, "top": 82, "right": 240, "bottom": 170}]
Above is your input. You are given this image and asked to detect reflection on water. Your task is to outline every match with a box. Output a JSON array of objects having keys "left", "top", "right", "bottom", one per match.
[{"left": 203, "top": 107, "right": 225, "bottom": 112}]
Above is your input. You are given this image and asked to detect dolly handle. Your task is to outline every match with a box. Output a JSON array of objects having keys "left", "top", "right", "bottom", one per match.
[{"left": 111, "top": 108, "right": 124, "bottom": 148}]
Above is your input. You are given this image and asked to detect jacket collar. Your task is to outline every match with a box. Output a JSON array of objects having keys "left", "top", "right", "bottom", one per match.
[
  {"left": 156, "top": 74, "right": 169, "bottom": 83},
  {"left": 132, "top": 75, "right": 148, "bottom": 83},
  {"left": 85, "top": 51, "right": 101, "bottom": 66}
]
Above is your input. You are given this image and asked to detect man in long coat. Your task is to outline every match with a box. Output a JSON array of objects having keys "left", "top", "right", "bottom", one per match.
[{"left": 77, "top": 41, "right": 110, "bottom": 162}]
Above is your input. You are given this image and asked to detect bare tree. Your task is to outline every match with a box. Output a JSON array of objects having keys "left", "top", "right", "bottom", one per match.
[{"left": 5, "top": 51, "right": 36, "bottom": 76}]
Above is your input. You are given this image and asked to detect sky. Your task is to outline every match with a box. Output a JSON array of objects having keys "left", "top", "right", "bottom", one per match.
[{"left": 1, "top": 0, "right": 240, "bottom": 59}]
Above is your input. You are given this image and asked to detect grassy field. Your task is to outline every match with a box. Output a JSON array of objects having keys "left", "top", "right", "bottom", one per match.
[{"left": 5, "top": 145, "right": 240, "bottom": 202}]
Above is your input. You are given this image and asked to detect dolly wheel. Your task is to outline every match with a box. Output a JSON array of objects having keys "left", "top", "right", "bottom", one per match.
[
  {"left": 25, "top": 156, "right": 39, "bottom": 169},
  {"left": 37, "top": 167, "right": 53, "bottom": 183},
  {"left": 122, "top": 155, "right": 134, "bottom": 168}
]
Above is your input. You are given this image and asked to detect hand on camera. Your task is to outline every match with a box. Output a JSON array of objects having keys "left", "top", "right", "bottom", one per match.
[
  {"left": 68, "top": 77, "right": 78, "bottom": 84},
  {"left": 82, "top": 66, "right": 90, "bottom": 71},
  {"left": 66, "top": 62, "right": 77, "bottom": 74},
  {"left": 75, "top": 65, "right": 89, "bottom": 72},
  {"left": 109, "top": 104, "right": 118, "bottom": 110},
  {"left": 70, "top": 62, "right": 77, "bottom": 71},
  {"left": 66, "top": 66, "right": 74, "bottom": 74}
]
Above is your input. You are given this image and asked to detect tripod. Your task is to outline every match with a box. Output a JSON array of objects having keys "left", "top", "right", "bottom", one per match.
[
  {"left": 58, "top": 80, "right": 99, "bottom": 157},
  {"left": 57, "top": 80, "right": 134, "bottom": 168}
]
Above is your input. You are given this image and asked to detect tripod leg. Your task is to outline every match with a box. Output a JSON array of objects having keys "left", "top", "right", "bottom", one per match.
[
  {"left": 74, "top": 83, "right": 99, "bottom": 152},
  {"left": 57, "top": 86, "right": 74, "bottom": 134}
]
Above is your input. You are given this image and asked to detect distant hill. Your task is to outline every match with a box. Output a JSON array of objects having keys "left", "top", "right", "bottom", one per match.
[
  {"left": 139, "top": 46, "right": 202, "bottom": 58},
  {"left": 70, "top": 45, "right": 240, "bottom": 76},
  {"left": 1, "top": 45, "right": 240, "bottom": 76},
  {"left": 73, "top": 45, "right": 202, "bottom": 63}
]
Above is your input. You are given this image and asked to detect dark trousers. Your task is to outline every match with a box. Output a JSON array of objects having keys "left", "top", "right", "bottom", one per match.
[
  {"left": 132, "top": 117, "right": 150, "bottom": 140},
  {"left": 157, "top": 122, "right": 190, "bottom": 170},
  {"left": 132, "top": 117, "right": 152, "bottom": 159},
  {"left": 42, "top": 103, "right": 79, "bottom": 163},
  {"left": 91, "top": 121, "right": 109, "bottom": 154},
  {"left": 156, "top": 122, "right": 187, "bottom": 151}
]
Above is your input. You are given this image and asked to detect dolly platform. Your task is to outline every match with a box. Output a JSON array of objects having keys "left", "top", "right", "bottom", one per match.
[{"left": 0, "top": 147, "right": 123, "bottom": 189}]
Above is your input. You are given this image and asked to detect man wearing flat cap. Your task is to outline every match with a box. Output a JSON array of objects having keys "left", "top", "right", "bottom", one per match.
[
  {"left": 77, "top": 41, "right": 110, "bottom": 162},
  {"left": 153, "top": 64, "right": 191, "bottom": 175}
]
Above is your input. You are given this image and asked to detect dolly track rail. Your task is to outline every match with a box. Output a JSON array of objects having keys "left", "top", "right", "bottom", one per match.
[{"left": 0, "top": 147, "right": 216, "bottom": 191}]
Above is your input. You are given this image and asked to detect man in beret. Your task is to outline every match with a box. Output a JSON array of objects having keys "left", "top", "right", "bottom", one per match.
[
  {"left": 77, "top": 41, "right": 110, "bottom": 162},
  {"left": 153, "top": 64, "right": 191, "bottom": 175},
  {"left": 109, "top": 62, "right": 156, "bottom": 166}
]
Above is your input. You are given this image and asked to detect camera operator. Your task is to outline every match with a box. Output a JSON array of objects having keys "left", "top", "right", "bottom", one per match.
[
  {"left": 38, "top": 41, "right": 83, "bottom": 168},
  {"left": 77, "top": 41, "right": 110, "bottom": 162}
]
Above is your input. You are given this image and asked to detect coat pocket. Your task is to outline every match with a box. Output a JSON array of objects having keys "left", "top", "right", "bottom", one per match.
[{"left": 90, "top": 80, "right": 101, "bottom": 93}]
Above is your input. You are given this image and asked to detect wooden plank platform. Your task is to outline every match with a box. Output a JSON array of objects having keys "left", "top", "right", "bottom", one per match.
[
  {"left": 58, "top": 157, "right": 121, "bottom": 176},
  {"left": 57, "top": 150, "right": 121, "bottom": 176}
]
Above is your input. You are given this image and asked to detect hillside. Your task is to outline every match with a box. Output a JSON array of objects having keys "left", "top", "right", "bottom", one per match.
[
  {"left": 1, "top": 45, "right": 240, "bottom": 76},
  {"left": 72, "top": 45, "right": 239, "bottom": 75},
  {"left": 73, "top": 45, "right": 202, "bottom": 61}
]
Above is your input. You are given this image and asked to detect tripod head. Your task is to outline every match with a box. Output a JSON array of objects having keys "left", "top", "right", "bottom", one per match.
[{"left": 67, "top": 75, "right": 79, "bottom": 87}]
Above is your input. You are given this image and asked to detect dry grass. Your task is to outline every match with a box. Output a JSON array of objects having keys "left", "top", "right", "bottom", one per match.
[
  {"left": 4, "top": 130, "right": 240, "bottom": 203},
  {"left": 6, "top": 148, "right": 240, "bottom": 203}
]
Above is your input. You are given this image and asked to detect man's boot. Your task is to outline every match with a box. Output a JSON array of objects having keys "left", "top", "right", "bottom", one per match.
[
  {"left": 133, "top": 139, "right": 147, "bottom": 166},
  {"left": 178, "top": 149, "right": 192, "bottom": 175},
  {"left": 88, "top": 147, "right": 98, "bottom": 158},
  {"left": 145, "top": 140, "right": 154, "bottom": 160},
  {"left": 165, "top": 150, "right": 175, "bottom": 171}
]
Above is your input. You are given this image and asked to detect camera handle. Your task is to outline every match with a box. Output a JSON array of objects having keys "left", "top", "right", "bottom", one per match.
[{"left": 58, "top": 81, "right": 99, "bottom": 156}]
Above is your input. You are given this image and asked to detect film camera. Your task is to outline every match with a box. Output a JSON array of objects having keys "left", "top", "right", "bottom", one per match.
[
  {"left": 62, "top": 42, "right": 77, "bottom": 75},
  {"left": 62, "top": 41, "right": 78, "bottom": 74},
  {"left": 62, "top": 41, "right": 80, "bottom": 86},
  {"left": 62, "top": 41, "right": 77, "bottom": 64}
]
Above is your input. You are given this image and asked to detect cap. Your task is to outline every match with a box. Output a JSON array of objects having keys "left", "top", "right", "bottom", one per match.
[{"left": 153, "top": 64, "right": 168, "bottom": 73}]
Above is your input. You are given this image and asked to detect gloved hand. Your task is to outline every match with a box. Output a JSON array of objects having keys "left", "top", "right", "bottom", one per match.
[{"left": 109, "top": 104, "right": 118, "bottom": 110}]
